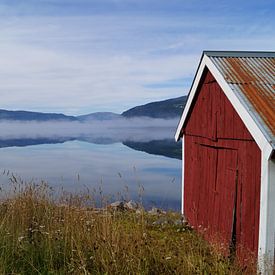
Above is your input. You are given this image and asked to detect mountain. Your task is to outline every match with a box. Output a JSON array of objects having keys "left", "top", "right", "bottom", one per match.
[
  {"left": 121, "top": 96, "right": 187, "bottom": 119},
  {"left": 0, "top": 109, "right": 120, "bottom": 122},
  {"left": 0, "top": 109, "right": 77, "bottom": 121},
  {"left": 0, "top": 95, "right": 187, "bottom": 121},
  {"left": 77, "top": 112, "right": 121, "bottom": 121}
]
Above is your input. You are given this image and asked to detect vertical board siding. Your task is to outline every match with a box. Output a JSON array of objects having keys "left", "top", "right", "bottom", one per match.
[
  {"left": 184, "top": 68, "right": 261, "bottom": 262},
  {"left": 236, "top": 141, "right": 261, "bottom": 262},
  {"left": 184, "top": 69, "right": 253, "bottom": 141},
  {"left": 184, "top": 71, "right": 216, "bottom": 140},
  {"left": 215, "top": 148, "right": 238, "bottom": 255}
]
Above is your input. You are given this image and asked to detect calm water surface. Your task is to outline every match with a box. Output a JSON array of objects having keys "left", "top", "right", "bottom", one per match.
[{"left": 0, "top": 140, "right": 181, "bottom": 210}]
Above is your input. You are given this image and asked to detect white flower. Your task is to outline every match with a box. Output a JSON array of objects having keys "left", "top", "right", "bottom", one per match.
[{"left": 18, "top": 236, "right": 25, "bottom": 242}]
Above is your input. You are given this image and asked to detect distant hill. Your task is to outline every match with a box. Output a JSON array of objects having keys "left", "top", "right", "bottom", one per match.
[
  {"left": 77, "top": 112, "right": 121, "bottom": 121},
  {"left": 0, "top": 95, "right": 187, "bottom": 121},
  {"left": 0, "top": 137, "right": 75, "bottom": 148},
  {"left": 122, "top": 96, "right": 187, "bottom": 119},
  {"left": 0, "top": 109, "right": 77, "bottom": 121}
]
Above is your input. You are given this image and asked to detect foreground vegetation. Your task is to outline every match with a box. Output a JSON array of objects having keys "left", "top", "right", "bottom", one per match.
[{"left": 0, "top": 178, "right": 256, "bottom": 274}]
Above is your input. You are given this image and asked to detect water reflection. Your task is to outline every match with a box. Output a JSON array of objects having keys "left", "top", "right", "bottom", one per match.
[
  {"left": 0, "top": 140, "right": 181, "bottom": 210},
  {"left": 0, "top": 118, "right": 182, "bottom": 210}
]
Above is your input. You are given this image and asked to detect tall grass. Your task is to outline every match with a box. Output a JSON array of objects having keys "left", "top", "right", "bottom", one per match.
[{"left": 0, "top": 176, "right": 256, "bottom": 274}]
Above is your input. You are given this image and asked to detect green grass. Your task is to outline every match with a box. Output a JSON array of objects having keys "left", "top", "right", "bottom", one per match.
[{"left": 0, "top": 178, "right": 256, "bottom": 274}]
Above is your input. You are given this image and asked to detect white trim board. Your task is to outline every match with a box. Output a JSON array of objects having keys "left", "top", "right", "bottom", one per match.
[
  {"left": 181, "top": 136, "right": 185, "bottom": 215},
  {"left": 258, "top": 157, "right": 275, "bottom": 271}
]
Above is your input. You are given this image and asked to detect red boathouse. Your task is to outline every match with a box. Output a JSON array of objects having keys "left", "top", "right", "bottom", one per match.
[{"left": 175, "top": 51, "right": 275, "bottom": 267}]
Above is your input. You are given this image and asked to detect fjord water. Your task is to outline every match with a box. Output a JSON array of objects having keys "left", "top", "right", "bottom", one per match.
[{"left": 0, "top": 139, "right": 181, "bottom": 211}]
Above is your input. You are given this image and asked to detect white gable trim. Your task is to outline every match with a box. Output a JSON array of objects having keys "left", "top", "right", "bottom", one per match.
[
  {"left": 175, "top": 55, "right": 206, "bottom": 142},
  {"left": 175, "top": 54, "right": 273, "bottom": 158}
]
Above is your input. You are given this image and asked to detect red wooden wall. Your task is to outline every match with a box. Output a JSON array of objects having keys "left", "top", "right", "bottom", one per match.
[{"left": 183, "top": 68, "right": 261, "bottom": 262}]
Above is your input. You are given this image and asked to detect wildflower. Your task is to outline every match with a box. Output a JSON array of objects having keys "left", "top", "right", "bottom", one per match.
[
  {"left": 18, "top": 236, "right": 25, "bottom": 242},
  {"left": 86, "top": 220, "right": 94, "bottom": 226}
]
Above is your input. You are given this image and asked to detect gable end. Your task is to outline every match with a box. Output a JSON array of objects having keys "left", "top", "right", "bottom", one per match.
[{"left": 175, "top": 53, "right": 274, "bottom": 159}]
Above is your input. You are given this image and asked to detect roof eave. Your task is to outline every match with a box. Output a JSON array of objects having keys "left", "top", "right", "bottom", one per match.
[{"left": 203, "top": 50, "right": 275, "bottom": 58}]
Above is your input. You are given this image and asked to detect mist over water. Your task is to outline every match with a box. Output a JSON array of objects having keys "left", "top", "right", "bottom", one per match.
[
  {"left": 0, "top": 118, "right": 182, "bottom": 210},
  {"left": 0, "top": 117, "right": 178, "bottom": 142}
]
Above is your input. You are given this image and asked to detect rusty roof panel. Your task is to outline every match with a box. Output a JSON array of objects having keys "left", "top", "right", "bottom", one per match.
[{"left": 208, "top": 53, "right": 275, "bottom": 147}]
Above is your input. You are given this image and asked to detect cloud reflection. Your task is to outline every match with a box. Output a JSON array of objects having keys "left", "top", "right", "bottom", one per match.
[{"left": 0, "top": 141, "right": 181, "bottom": 210}]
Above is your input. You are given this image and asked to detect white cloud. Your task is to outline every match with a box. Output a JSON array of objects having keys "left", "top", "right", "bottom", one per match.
[
  {"left": 0, "top": 16, "right": 200, "bottom": 114},
  {"left": 0, "top": 10, "right": 273, "bottom": 114}
]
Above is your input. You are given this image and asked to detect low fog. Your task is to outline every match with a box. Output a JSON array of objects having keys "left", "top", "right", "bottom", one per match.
[{"left": 0, "top": 117, "right": 179, "bottom": 143}]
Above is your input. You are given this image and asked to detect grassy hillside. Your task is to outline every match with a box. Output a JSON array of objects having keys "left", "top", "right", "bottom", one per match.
[{"left": 0, "top": 178, "right": 255, "bottom": 274}]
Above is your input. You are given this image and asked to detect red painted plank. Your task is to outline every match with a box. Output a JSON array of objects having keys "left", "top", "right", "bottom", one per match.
[
  {"left": 213, "top": 149, "right": 238, "bottom": 255},
  {"left": 184, "top": 69, "right": 253, "bottom": 141},
  {"left": 236, "top": 142, "right": 261, "bottom": 263}
]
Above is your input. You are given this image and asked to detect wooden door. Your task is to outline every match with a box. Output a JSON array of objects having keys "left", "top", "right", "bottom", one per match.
[
  {"left": 193, "top": 145, "right": 238, "bottom": 255},
  {"left": 213, "top": 148, "right": 238, "bottom": 255}
]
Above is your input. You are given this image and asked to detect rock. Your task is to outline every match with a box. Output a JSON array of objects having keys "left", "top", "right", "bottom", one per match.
[
  {"left": 109, "top": 201, "right": 124, "bottom": 211},
  {"left": 109, "top": 200, "right": 141, "bottom": 211},
  {"left": 152, "top": 217, "right": 189, "bottom": 227},
  {"left": 174, "top": 216, "right": 189, "bottom": 227},
  {"left": 124, "top": 200, "right": 138, "bottom": 210},
  {"left": 152, "top": 217, "right": 174, "bottom": 226},
  {"left": 174, "top": 219, "right": 183, "bottom": 226},
  {"left": 135, "top": 209, "right": 142, "bottom": 215},
  {"left": 148, "top": 207, "right": 164, "bottom": 215},
  {"left": 153, "top": 218, "right": 168, "bottom": 225},
  {"left": 180, "top": 215, "right": 188, "bottom": 226}
]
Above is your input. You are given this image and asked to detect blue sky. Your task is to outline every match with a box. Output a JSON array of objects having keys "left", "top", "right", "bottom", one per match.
[{"left": 0, "top": 0, "right": 274, "bottom": 115}]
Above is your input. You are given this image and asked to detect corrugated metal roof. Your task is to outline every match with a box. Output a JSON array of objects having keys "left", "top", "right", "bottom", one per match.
[{"left": 206, "top": 51, "right": 275, "bottom": 148}]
